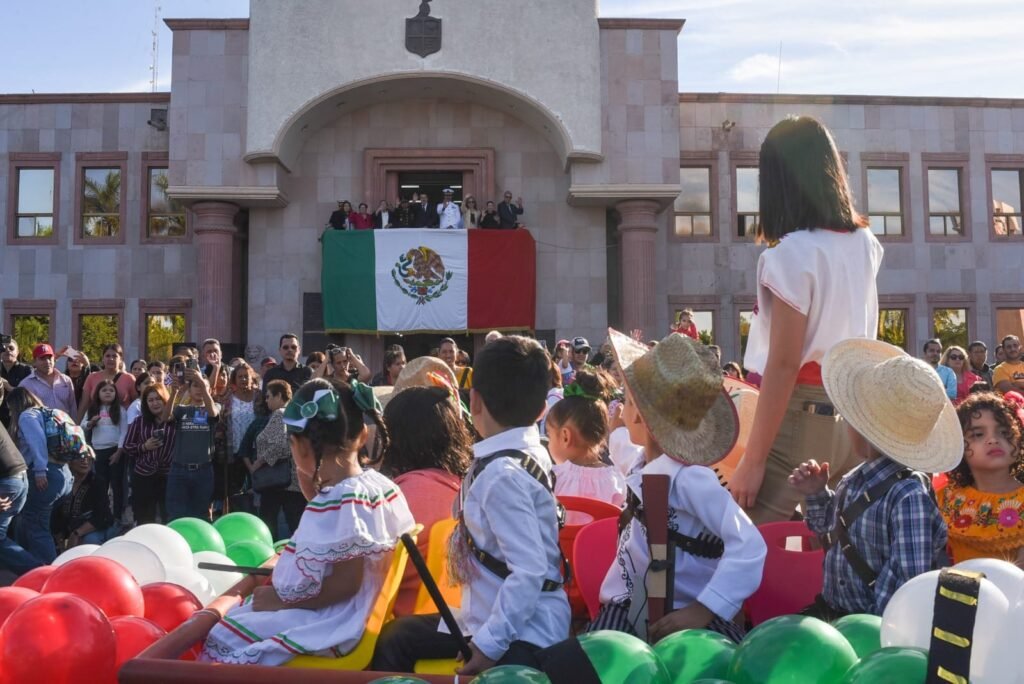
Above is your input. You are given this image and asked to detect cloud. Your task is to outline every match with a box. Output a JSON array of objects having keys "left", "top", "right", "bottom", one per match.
[
  {"left": 728, "top": 54, "right": 780, "bottom": 83},
  {"left": 114, "top": 75, "right": 171, "bottom": 93}
]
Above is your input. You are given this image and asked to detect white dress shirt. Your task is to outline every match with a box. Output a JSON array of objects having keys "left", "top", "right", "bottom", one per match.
[
  {"left": 455, "top": 426, "right": 569, "bottom": 660},
  {"left": 436, "top": 201, "right": 464, "bottom": 230},
  {"left": 599, "top": 453, "right": 767, "bottom": 621}
]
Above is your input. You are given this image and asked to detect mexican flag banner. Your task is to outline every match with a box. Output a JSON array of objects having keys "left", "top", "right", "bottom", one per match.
[{"left": 321, "top": 228, "right": 536, "bottom": 334}]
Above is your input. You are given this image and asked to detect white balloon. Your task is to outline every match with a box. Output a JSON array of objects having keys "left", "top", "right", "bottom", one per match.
[
  {"left": 193, "top": 550, "right": 244, "bottom": 597},
  {"left": 955, "top": 557, "right": 1024, "bottom": 606},
  {"left": 51, "top": 544, "right": 100, "bottom": 566},
  {"left": 124, "top": 524, "right": 194, "bottom": 569},
  {"left": 92, "top": 539, "right": 166, "bottom": 585},
  {"left": 882, "top": 569, "right": 1013, "bottom": 683},
  {"left": 165, "top": 565, "right": 218, "bottom": 606}
]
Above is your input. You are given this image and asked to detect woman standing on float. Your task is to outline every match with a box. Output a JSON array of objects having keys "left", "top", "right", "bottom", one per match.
[{"left": 728, "top": 116, "right": 884, "bottom": 524}]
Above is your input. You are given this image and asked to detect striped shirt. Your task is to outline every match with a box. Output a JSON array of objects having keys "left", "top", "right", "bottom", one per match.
[
  {"left": 804, "top": 455, "right": 948, "bottom": 615},
  {"left": 123, "top": 416, "right": 175, "bottom": 476}
]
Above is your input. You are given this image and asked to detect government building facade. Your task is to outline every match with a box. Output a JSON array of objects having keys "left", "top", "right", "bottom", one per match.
[{"left": 2, "top": 0, "right": 1023, "bottom": 371}]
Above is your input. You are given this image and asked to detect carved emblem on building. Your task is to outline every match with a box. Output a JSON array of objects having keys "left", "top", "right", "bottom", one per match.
[
  {"left": 392, "top": 246, "right": 452, "bottom": 304},
  {"left": 406, "top": 0, "right": 442, "bottom": 58}
]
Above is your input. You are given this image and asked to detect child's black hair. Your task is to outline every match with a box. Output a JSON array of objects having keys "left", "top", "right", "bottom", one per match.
[
  {"left": 91, "top": 378, "right": 123, "bottom": 426},
  {"left": 951, "top": 392, "right": 1024, "bottom": 487},
  {"left": 472, "top": 335, "right": 550, "bottom": 427},
  {"left": 546, "top": 367, "right": 616, "bottom": 448},
  {"left": 382, "top": 386, "right": 471, "bottom": 478}
]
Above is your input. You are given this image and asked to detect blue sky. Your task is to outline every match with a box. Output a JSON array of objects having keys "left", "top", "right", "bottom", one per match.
[{"left": 2, "top": 1, "right": 1022, "bottom": 97}]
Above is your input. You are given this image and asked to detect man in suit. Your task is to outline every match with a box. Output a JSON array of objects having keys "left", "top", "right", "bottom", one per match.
[
  {"left": 497, "top": 191, "right": 524, "bottom": 228},
  {"left": 327, "top": 200, "right": 350, "bottom": 230}
]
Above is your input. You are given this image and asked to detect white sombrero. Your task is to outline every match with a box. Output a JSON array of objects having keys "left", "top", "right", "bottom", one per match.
[{"left": 822, "top": 338, "right": 963, "bottom": 472}]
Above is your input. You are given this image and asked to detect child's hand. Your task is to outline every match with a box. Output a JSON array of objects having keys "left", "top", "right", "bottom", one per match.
[
  {"left": 455, "top": 643, "right": 496, "bottom": 676},
  {"left": 250, "top": 585, "right": 284, "bottom": 612},
  {"left": 649, "top": 603, "right": 714, "bottom": 643},
  {"left": 788, "top": 460, "right": 830, "bottom": 496}
]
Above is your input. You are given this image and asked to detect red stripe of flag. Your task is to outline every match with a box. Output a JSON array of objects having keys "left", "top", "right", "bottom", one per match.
[{"left": 467, "top": 229, "right": 536, "bottom": 331}]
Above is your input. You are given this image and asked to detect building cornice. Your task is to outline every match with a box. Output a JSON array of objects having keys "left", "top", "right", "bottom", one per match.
[
  {"left": 167, "top": 185, "right": 289, "bottom": 209},
  {"left": 163, "top": 18, "right": 250, "bottom": 31},
  {"left": 679, "top": 92, "right": 1024, "bottom": 108},
  {"left": 599, "top": 18, "right": 685, "bottom": 33},
  {"left": 0, "top": 93, "right": 170, "bottom": 105}
]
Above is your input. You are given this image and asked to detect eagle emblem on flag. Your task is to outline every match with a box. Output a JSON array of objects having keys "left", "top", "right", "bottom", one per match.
[{"left": 392, "top": 246, "right": 453, "bottom": 304}]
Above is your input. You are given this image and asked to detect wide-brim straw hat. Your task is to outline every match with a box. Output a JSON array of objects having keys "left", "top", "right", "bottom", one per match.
[
  {"left": 822, "top": 338, "right": 963, "bottom": 473},
  {"left": 609, "top": 328, "right": 738, "bottom": 466},
  {"left": 372, "top": 356, "right": 459, "bottom": 408}
]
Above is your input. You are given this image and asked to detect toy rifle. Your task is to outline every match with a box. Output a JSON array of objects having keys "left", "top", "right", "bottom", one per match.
[{"left": 644, "top": 474, "right": 674, "bottom": 631}]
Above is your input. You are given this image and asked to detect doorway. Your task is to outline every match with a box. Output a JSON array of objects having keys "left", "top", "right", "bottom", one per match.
[{"left": 398, "top": 171, "right": 464, "bottom": 207}]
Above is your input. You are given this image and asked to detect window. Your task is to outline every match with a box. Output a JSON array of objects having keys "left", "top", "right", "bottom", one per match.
[
  {"left": 10, "top": 314, "right": 52, "bottom": 363},
  {"left": 991, "top": 168, "right": 1023, "bottom": 237},
  {"left": 735, "top": 167, "right": 759, "bottom": 239},
  {"left": 933, "top": 308, "right": 968, "bottom": 350},
  {"left": 995, "top": 306, "right": 1024, "bottom": 342},
  {"left": 78, "top": 314, "right": 121, "bottom": 363},
  {"left": 738, "top": 309, "right": 754, "bottom": 359},
  {"left": 866, "top": 168, "right": 904, "bottom": 237},
  {"left": 16, "top": 169, "right": 55, "bottom": 238},
  {"left": 147, "top": 167, "right": 187, "bottom": 238},
  {"left": 877, "top": 309, "right": 908, "bottom": 350},
  {"left": 673, "top": 308, "right": 714, "bottom": 344},
  {"left": 145, "top": 314, "right": 187, "bottom": 363},
  {"left": 81, "top": 167, "right": 121, "bottom": 238},
  {"left": 674, "top": 167, "right": 712, "bottom": 238}
]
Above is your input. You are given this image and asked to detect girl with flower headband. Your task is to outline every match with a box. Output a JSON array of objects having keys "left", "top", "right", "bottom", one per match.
[
  {"left": 546, "top": 367, "right": 627, "bottom": 507},
  {"left": 940, "top": 393, "right": 1024, "bottom": 566},
  {"left": 201, "top": 378, "right": 415, "bottom": 666}
]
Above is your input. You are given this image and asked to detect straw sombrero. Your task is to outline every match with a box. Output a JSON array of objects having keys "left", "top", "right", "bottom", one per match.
[
  {"left": 372, "top": 356, "right": 459, "bottom": 407},
  {"left": 822, "top": 338, "right": 963, "bottom": 472},
  {"left": 608, "top": 328, "right": 738, "bottom": 466}
]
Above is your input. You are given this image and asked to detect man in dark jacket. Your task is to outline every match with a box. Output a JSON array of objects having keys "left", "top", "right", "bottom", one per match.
[
  {"left": 497, "top": 191, "right": 525, "bottom": 228},
  {"left": 0, "top": 337, "right": 31, "bottom": 429}
]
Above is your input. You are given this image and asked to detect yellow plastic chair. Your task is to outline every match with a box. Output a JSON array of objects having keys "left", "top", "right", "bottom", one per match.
[
  {"left": 284, "top": 524, "right": 422, "bottom": 670},
  {"left": 413, "top": 517, "right": 461, "bottom": 614}
]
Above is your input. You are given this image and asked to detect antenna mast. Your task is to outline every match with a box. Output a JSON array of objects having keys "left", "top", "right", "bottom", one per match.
[{"left": 150, "top": 3, "right": 162, "bottom": 92}]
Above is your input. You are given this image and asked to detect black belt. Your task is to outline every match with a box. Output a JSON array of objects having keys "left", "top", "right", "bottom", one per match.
[
  {"left": 173, "top": 461, "right": 211, "bottom": 472},
  {"left": 463, "top": 526, "right": 565, "bottom": 591}
]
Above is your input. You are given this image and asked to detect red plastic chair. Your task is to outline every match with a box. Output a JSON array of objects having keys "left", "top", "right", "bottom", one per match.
[
  {"left": 745, "top": 521, "right": 824, "bottom": 626},
  {"left": 571, "top": 517, "right": 619, "bottom": 620},
  {"left": 557, "top": 496, "right": 622, "bottom": 618}
]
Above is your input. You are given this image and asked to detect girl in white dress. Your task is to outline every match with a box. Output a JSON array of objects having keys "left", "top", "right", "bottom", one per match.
[
  {"left": 202, "top": 378, "right": 414, "bottom": 666},
  {"left": 546, "top": 367, "right": 627, "bottom": 507}
]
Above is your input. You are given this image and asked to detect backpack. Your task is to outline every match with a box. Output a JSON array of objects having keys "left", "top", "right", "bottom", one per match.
[{"left": 40, "top": 407, "right": 90, "bottom": 462}]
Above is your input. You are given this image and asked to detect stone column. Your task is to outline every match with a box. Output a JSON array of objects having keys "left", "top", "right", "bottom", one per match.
[
  {"left": 616, "top": 200, "right": 661, "bottom": 338},
  {"left": 192, "top": 201, "right": 241, "bottom": 345}
]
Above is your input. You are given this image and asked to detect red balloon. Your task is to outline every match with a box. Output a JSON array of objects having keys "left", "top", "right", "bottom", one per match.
[
  {"left": 0, "top": 593, "right": 117, "bottom": 684},
  {"left": 11, "top": 565, "right": 56, "bottom": 591},
  {"left": 141, "top": 582, "right": 202, "bottom": 633},
  {"left": 111, "top": 616, "right": 166, "bottom": 667},
  {"left": 42, "top": 557, "right": 144, "bottom": 618},
  {"left": 0, "top": 587, "right": 39, "bottom": 627}
]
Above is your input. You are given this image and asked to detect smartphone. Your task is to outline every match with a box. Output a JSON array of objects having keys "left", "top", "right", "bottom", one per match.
[
  {"left": 153, "top": 428, "right": 166, "bottom": 444},
  {"left": 186, "top": 358, "right": 199, "bottom": 371}
]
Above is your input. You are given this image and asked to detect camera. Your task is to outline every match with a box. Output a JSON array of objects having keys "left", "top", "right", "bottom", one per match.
[{"left": 0, "top": 334, "right": 11, "bottom": 346}]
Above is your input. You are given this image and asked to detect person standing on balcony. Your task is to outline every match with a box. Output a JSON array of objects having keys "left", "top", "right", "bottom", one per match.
[
  {"left": 480, "top": 200, "right": 501, "bottom": 229},
  {"left": 351, "top": 203, "right": 374, "bottom": 230},
  {"left": 437, "top": 189, "right": 463, "bottom": 230},
  {"left": 497, "top": 191, "right": 525, "bottom": 228},
  {"left": 328, "top": 200, "right": 354, "bottom": 230}
]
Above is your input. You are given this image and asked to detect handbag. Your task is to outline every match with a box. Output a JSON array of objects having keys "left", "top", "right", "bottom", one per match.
[{"left": 251, "top": 459, "right": 291, "bottom": 493}]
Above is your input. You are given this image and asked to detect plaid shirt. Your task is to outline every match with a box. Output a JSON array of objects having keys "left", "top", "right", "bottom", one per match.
[{"left": 805, "top": 455, "right": 948, "bottom": 615}]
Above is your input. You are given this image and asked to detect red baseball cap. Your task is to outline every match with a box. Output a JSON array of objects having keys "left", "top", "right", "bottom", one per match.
[
  {"left": 32, "top": 343, "right": 55, "bottom": 359},
  {"left": 260, "top": 356, "right": 278, "bottom": 368}
]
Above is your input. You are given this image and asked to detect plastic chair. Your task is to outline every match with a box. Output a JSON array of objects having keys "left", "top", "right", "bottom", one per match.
[
  {"left": 412, "top": 517, "right": 461, "bottom": 615},
  {"left": 571, "top": 517, "right": 619, "bottom": 620},
  {"left": 745, "top": 521, "right": 824, "bottom": 626},
  {"left": 284, "top": 524, "right": 422, "bottom": 670},
  {"left": 557, "top": 496, "right": 621, "bottom": 618}
]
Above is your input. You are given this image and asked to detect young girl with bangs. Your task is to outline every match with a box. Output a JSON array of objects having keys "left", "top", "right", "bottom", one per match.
[
  {"left": 85, "top": 378, "right": 128, "bottom": 520},
  {"left": 940, "top": 393, "right": 1024, "bottom": 566},
  {"left": 545, "top": 367, "right": 627, "bottom": 507}
]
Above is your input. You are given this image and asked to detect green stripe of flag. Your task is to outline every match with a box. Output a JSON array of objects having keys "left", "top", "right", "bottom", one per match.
[{"left": 322, "top": 230, "right": 377, "bottom": 332}]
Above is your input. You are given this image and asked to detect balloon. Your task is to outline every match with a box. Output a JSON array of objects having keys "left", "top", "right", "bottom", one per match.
[
  {"left": 225, "top": 540, "right": 275, "bottom": 568},
  {"left": 0, "top": 593, "right": 117, "bottom": 684},
  {"left": 164, "top": 566, "right": 218, "bottom": 605},
  {"left": 42, "top": 556, "right": 145, "bottom": 618},
  {"left": 11, "top": 565, "right": 55, "bottom": 592},
  {"left": 193, "top": 550, "right": 244, "bottom": 596},
  {"left": 472, "top": 665, "right": 551, "bottom": 682},
  {"left": 168, "top": 517, "right": 227, "bottom": 555},
  {"left": 831, "top": 614, "right": 883, "bottom": 659},
  {"left": 111, "top": 615, "right": 166, "bottom": 666},
  {"left": 728, "top": 615, "right": 857, "bottom": 684},
  {"left": 141, "top": 582, "right": 202, "bottom": 633},
  {"left": 124, "top": 523, "right": 194, "bottom": 570},
  {"left": 881, "top": 569, "right": 1013, "bottom": 684},
  {"left": 955, "top": 558, "right": 1024, "bottom": 605},
  {"left": 653, "top": 629, "right": 736, "bottom": 683},
  {"left": 0, "top": 587, "right": 39, "bottom": 627},
  {"left": 367, "top": 678, "right": 430, "bottom": 683},
  {"left": 690, "top": 681, "right": 735, "bottom": 684},
  {"left": 214, "top": 512, "right": 273, "bottom": 548},
  {"left": 52, "top": 543, "right": 100, "bottom": 566},
  {"left": 840, "top": 646, "right": 927, "bottom": 683},
  {"left": 92, "top": 539, "right": 166, "bottom": 586},
  {"left": 577, "top": 631, "right": 671, "bottom": 684}
]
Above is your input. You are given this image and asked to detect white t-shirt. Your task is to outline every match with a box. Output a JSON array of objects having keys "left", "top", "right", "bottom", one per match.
[{"left": 743, "top": 228, "right": 883, "bottom": 374}]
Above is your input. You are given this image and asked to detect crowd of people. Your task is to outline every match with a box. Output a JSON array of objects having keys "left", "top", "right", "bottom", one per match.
[
  {"left": 1, "top": 115, "right": 1023, "bottom": 678},
  {"left": 327, "top": 189, "right": 525, "bottom": 231}
]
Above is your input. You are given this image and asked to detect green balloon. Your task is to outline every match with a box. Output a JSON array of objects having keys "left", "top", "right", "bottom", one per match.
[
  {"left": 473, "top": 665, "right": 551, "bottom": 683},
  {"left": 578, "top": 630, "right": 671, "bottom": 684},
  {"left": 691, "top": 680, "right": 736, "bottom": 684},
  {"left": 168, "top": 517, "right": 227, "bottom": 555},
  {"left": 654, "top": 629, "right": 736, "bottom": 683},
  {"left": 214, "top": 512, "right": 273, "bottom": 548},
  {"left": 831, "top": 614, "right": 882, "bottom": 660},
  {"left": 728, "top": 615, "right": 857, "bottom": 684},
  {"left": 367, "top": 678, "right": 429, "bottom": 683},
  {"left": 225, "top": 539, "right": 275, "bottom": 568},
  {"left": 840, "top": 647, "right": 928, "bottom": 684}
]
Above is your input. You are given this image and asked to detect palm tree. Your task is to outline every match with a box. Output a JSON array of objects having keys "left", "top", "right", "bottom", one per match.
[{"left": 82, "top": 170, "right": 121, "bottom": 237}]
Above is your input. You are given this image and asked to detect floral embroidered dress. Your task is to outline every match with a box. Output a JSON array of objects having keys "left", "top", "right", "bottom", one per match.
[
  {"left": 553, "top": 460, "right": 627, "bottom": 508},
  {"left": 939, "top": 483, "right": 1024, "bottom": 563},
  {"left": 201, "top": 469, "right": 415, "bottom": 665}
]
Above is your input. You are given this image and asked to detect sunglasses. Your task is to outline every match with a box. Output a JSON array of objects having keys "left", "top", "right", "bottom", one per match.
[
  {"left": 948, "top": 354, "right": 965, "bottom": 361},
  {"left": 2, "top": 346, "right": 15, "bottom": 352}
]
